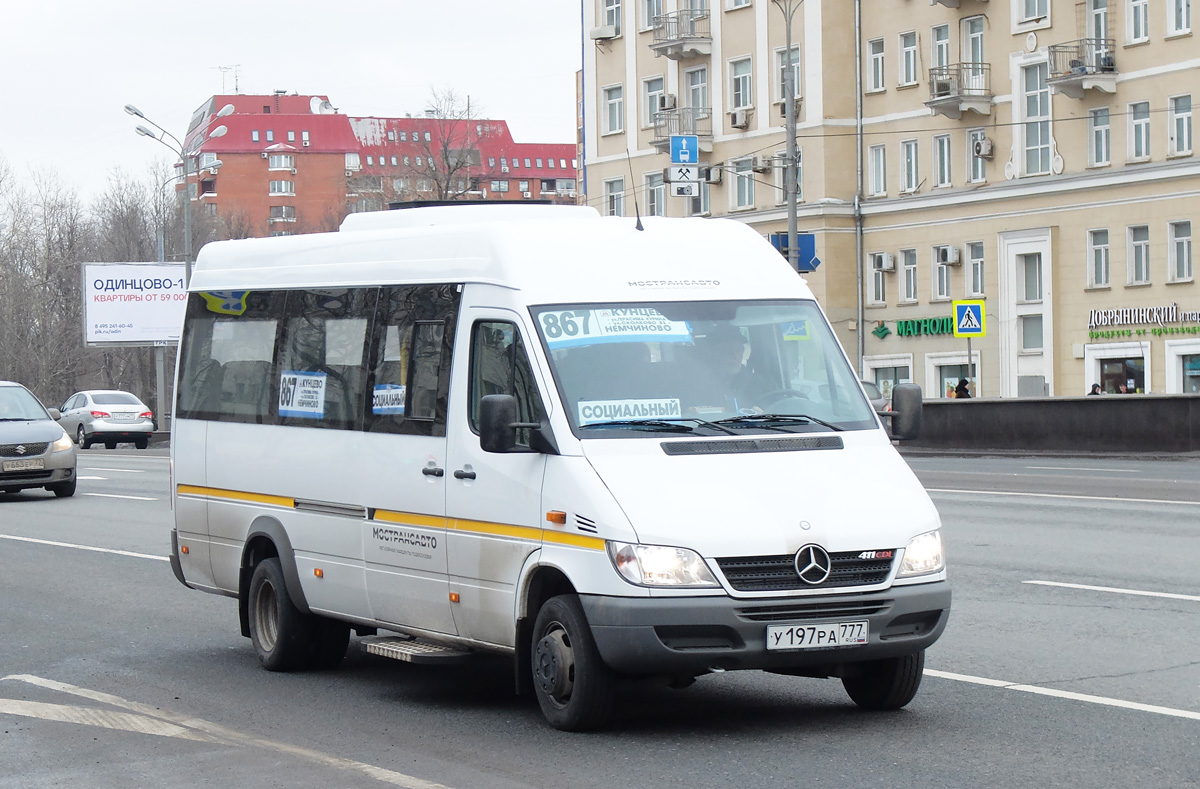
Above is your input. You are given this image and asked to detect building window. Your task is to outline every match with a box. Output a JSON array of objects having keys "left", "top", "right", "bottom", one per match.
[
  {"left": 1128, "top": 0, "right": 1148, "bottom": 42},
  {"left": 366, "top": 155, "right": 374, "bottom": 166},
  {"left": 869, "top": 253, "right": 888, "bottom": 305},
  {"left": 1130, "top": 101, "right": 1151, "bottom": 159},
  {"left": 968, "top": 129, "right": 987, "bottom": 182},
  {"left": 1023, "top": 0, "right": 1048, "bottom": 21},
  {"left": 901, "top": 249, "right": 918, "bottom": 302},
  {"left": 646, "top": 172, "right": 665, "bottom": 216},
  {"left": 390, "top": 156, "right": 398, "bottom": 166},
  {"left": 869, "top": 145, "right": 886, "bottom": 196},
  {"left": 269, "top": 205, "right": 296, "bottom": 222},
  {"left": 777, "top": 46, "right": 801, "bottom": 103},
  {"left": 730, "top": 57, "right": 753, "bottom": 109},
  {"left": 265, "top": 130, "right": 274, "bottom": 142},
  {"left": 1128, "top": 225, "right": 1150, "bottom": 284},
  {"left": 1020, "top": 315, "right": 1044, "bottom": 352},
  {"left": 733, "top": 157, "right": 754, "bottom": 208},
  {"left": 899, "top": 32, "right": 918, "bottom": 86},
  {"left": 644, "top": 76, "right": 664, "bottom": 126},
  {"left": 643, "top": 0, "right": 663, "bottom": 28},
  {"left": 934, "top": 134, "right": 951, "bottom": 187},
  {"left": 604, "top": 177, "right": 625, "bottom": 216},
  {"left": 604, "top": 0, "right": 623, "bottom": 35},
  {"left": 901, "top": 139, "right": 919, "bottom": 193},
  {"left": 1169, "top": 221, "right": 1193, "bottom": 281},
  {"left": 1089, "top": 108, "right": 1111, "bottom": 166},
  {"left": 689, "top": 180, "right": 711, "bottom": 216},
  {"left": 525, "top": 157, "right": 532, "bottom": 168},
  {"left": 491, "top": 180, "right": 510, "bottom": 192},
  {"left": 536, "top": 158, "right": 544, "bottom": 168},
  {"left": 868, "top": 39, "right": 885, "bottom": 91},
  {"left": 1020, "top": 253, "right": 1043, "bottom": 301},
  {"left": 932, "top": 25, "right": 950, "bottom": 68},
  {"left": 288, "top": 131, "right": 296, "bottom": 142},
  {"left": 251, "top": 130, "right": 260, "bottom": 142},
  {"left": 1170, "top": 95, "right": 1192, "bottom": 156},
  {"left": 268, "top": 154, "right": 294, "bottom": 170},
  {"left": 1023, "top": 63, "right": 1051, "bottom": 175},
  {"left": 934, "top": 253, "right": 951, "bottom": 300},
  {"left": 968, "top": 241, "right": 985, "bottom": 296},
  {"left": 686, "top": 66, "right": 709, "bottom": 112},
  {"left": 1088, "top": 229, "right": 1111, "bottom": 287},
  {"left": 268, "top": 180, "right": 295, "bottom": 195},
  {"left": 1171, "top": 0, "right": 1191, "bottom": 33},
  {"left": 730, "top": 0, "right": 751, "bottom": 6},
  {"left": 519, "top": 180, "right": 529, "bottom": 192},
  {"left": 603, "top": 85, "right": 624, "bottom": 134},
  {"left": 425, "top": 132, "right": 432, "bottom": 142}
]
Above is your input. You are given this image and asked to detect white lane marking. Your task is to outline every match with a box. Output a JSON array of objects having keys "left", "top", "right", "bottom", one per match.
[
  {"left": 0, "top": 534, "right": 168, "bottom": 562},
  {"left": 927, "top": 488, "right": 1200, "bottom": 507},
  {"left": 925, "top": 669, "right": 1200, "bottom": 721},
  {"left": 0, "top": 699, "right": 217, "bottom": 742},
  {"left": 1024, "top": 580, "right": 1200, "bottom": 602},
  {"left": 82, "top": 467, "right": 145, "bottom": 473},
  {"left": 1025, "top": 466, "right": 1142, "bottom": 473},
  {"left": 2, "top": 674, "right": 453, "bottom": 789},
  {"left": 76, "top": 475, "right": 106, "bottom": 480},
  {"left": 83, "top": 493, "right": 158, "bottom": 501}
]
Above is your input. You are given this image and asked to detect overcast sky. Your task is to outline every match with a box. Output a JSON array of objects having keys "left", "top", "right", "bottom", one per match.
[{"left": 1, "top": 1, "right": 582, "bottom": 203}]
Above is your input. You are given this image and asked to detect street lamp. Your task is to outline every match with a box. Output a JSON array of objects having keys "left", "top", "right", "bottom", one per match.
[
  {"left": 126, "top": 102, "right": 233, "bottom": 286},
  {"left": 771, "top": 0, "right": 803, "bottom": 274}
]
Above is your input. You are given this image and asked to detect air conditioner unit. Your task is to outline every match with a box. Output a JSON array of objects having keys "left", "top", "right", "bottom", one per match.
[
  {"left": 704, "top": 165, "right": 723, "bottom": 184},
  {"left": 972, "top": 137, "right": 994, "bottom": 159},
  {"left": 589, "top": 24, "right": 618, "bottom": 40},
  {"left": 874, "top": 252, "right": 896, "bottom": 272},
  {"left": 522, "top": 191, "right": 532, "bottom": 198},
  {"left": 730, "top": 109, "right": 750, "bottom": 129},
  {"left": 261, "top": 152, "right": 269, "bottom": 159},
  {"left": 501, "top": 165, "right": 510, "bottom": 173},
  {"left": 289, "top": 168, "right": 297, "bottom": 175},
  {"left": 302, "top": 140, "right": 310, "bottom": 146},
  {"left": 658, "top": 93, "right": 677, "bottom": 111},
  {"left": 936, "top": 246, "right": 962, "bottom": 265},
  {"left": 777, "top": 100, "right": 800, "bottom": 120},
  {"left": 207, "top": 168, "right": 219, "bottom": 175},
  {"left": 931, "top": 77, "right": 958, "bottom": 98},
  {"left": 751, "top": 155, "right": 773, "bottom": 174},
  {"left": 345, "top": 170, "right": 353, "bottom": 177}
]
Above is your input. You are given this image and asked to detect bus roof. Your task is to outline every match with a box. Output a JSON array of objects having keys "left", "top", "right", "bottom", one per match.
[{"left": 189, "top": 205, "right": 813, "bottom": 304}]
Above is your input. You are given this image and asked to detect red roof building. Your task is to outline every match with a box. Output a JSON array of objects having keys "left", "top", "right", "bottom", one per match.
[{"left": 180, "top": 93, "right": 578, "bottom": 237}]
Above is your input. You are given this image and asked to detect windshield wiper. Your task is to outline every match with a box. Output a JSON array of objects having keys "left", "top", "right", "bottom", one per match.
[
  {"left": 712, "top": 413, "right": 844, "bottom": 432},
  {"left": 581, "top": 418, "right": 738, "bottom": 435}
]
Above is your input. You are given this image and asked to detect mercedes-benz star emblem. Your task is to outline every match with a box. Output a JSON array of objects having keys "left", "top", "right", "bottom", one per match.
[{"left": 794, "top": 544, "right": 832, "bottom": 585}]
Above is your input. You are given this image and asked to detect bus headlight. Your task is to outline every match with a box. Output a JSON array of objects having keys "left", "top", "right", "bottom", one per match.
[
  {"left": 898, "top": 530, "right": 945, "bottom": 577},
  {"left": 608, "top": 542, "right": 720, "bottom": 587}
]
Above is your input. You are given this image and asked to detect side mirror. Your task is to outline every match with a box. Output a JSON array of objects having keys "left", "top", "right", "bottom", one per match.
[
  {"left": 889, "top": 383, "right": 923, "bottom": 440},
  {"left": 47, "top": 408, "right": 62, "bottom": 421},
  {"left": 479, "top": 394, "right": 519, "bottom": 453}
]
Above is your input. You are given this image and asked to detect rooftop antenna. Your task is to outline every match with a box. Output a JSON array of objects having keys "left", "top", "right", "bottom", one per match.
[
  {"left": 625, "top": 150, "right": 644, "bottom": 231},
  {"left": 214, "top": 64, "right": 241, "bottom": 94}
]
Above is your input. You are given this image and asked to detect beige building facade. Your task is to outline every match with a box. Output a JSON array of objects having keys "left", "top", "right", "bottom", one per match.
[{"left": 582, "top": 0, "right": 1198, "bottom": 399}]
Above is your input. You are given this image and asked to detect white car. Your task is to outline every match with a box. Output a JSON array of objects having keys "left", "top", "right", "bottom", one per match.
[{"left": 57, "top": 390, "right": 155, "bottom": 449}]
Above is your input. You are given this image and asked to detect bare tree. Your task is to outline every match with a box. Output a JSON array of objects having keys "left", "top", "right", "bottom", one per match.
[{"left": 405, "top": 88, "right": 495, "bottom": 201}]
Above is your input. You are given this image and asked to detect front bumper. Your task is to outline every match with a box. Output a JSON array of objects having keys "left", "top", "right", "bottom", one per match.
[
  {"left": 0, "top": 464, "right": 75, "bottom": 491},
  {"left": 581, "top": 581, "right": 950, "bottom": 675}
]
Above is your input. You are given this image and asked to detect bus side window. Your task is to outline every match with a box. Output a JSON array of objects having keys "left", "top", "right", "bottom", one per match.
[{"left": 468, "top": 320, "right": 545, "bottom": 450}]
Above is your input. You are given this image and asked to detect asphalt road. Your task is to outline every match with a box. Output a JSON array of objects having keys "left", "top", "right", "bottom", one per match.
[{"left": 1, "top": 448, "right": 1197, "bottom": 788}]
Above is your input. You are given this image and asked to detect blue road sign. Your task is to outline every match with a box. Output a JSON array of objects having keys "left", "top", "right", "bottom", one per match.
[
  {"left": 670, "top": 135, "right": 699, "bottom": 164},
  {"left": 952, "top": 300, "right": 986, "bottom": 337}
]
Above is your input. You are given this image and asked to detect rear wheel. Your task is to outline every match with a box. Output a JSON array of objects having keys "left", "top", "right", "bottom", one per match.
[
  {"left": 308, "top": 618, "right": 352, "bottom": 669},
  {"left": 104, "top": 440, "right": 116, "bottom": 450},
  {"left": 531, "top": 594, "right": 614, "bottom": 731},
  {"left": 49, "top": 479, "right": 77, "bottom": 498},
  {"left": 76, "top": 426, "right": 90, "bottom": 449},
  {"left": 134, "top": 437, "right": 149, "bottom": 449},
  {"left": 248, "top": 557, "right": 314, "bottom": 671},
  {"left": 842, "top": 650, "right": 925, "bottom": 710}
]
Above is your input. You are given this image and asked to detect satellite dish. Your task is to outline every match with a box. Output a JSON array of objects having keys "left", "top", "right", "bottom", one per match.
[{"left": 309, "top": 96, "right": 323, "bottom": 114}]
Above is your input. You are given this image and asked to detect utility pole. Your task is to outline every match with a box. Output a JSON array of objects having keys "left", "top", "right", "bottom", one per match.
[{"left": 772, "top": 0, "right": 803, "bottom": 272}]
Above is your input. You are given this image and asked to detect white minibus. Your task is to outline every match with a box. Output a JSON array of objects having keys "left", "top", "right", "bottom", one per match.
[{"left": 170, "top": 204, "right": 949, "bottom": 731}]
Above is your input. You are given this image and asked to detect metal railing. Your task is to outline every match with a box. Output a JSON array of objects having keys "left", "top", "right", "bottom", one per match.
[
  {"left": 651, "top": 9, "right": 711, "bottom": 43},
  {"left": 927, "top": 62, "right": 992, "bottom": 99},
  {"left": 651, "top": 107, "right": 714, "bottom": 143},
  {"left": 1048, "top": 38, "right": 1117, "bottom": 78}
]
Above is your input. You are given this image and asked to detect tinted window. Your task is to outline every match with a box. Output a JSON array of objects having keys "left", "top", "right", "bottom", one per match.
[{"left": 92, "top": 393, "right": 141, "bottom": 406}]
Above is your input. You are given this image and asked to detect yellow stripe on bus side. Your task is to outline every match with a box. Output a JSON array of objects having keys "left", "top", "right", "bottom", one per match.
[
  {"left": 176, "top": 484, "right": 295, "bottom": 508},
  {"left": 373, "top": 510, "right": 449, "bottom": 529},
  {"left": 448, "top": 518, "right": 544, "bottom": 543},
  {"left": 542, "top": 531, "right": 607, "bottom": 551}
]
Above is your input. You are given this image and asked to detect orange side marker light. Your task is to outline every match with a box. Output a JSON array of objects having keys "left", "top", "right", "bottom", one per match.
[
  {"left": 449, "top": 592, "right": 461, "bottom": 603},
  {"left": 546, "top": 510, "right": 567, "bottom": 525},
  {"left": 180, "top": 546, "right": 189, "bottom": 555},
  {"left": 314, "top": 568, "right": 324, "bottom": 578}
]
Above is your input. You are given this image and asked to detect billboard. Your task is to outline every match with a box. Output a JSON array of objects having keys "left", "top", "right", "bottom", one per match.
[{"left": 82, "top": 263, "right": 188, "bottom": 346}]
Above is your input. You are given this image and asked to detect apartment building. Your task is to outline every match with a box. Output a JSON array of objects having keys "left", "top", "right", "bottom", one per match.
[
  {"left": 582, "top": 0, "right": 1198, "bottom": 398},
  {"left": 179, "top": 92, "right": 578, "bottom": 238}
]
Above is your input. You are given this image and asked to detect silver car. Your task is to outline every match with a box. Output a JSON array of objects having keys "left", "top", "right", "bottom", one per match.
[
  {"left": 57, "top": 390, "right": 155, "bottom": 449},
  {"left": 0, "top": 381, "right": 78, "bottom": 497}
]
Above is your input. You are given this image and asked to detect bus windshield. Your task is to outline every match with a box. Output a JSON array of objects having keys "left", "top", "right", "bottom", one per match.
[{"left": 532, "top": 300, "right": 877, "bottom": 437}]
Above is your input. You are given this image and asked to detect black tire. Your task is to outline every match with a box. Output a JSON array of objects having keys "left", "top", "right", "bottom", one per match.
[
  {"left": 531, "top": 594, "right": 614, "bottom": 731},
  {"left": 308, "top": 617, "right": 351, "bottom": 669},
  {"left": 49, "top": 479, "right": 77, "bottom": 498},
  {"left": 104, "top": 440, "right": 116, "bottom": 450},
  {"left": 76, "top": 426, "right": 90, "bottom": 450},
  {"left": 134, "top": 437, "right": 149, "bottom": 450},
  {"left": 248, "top": 557, "right": 314, "bottom": 672},
  {"left": 842, "top": 650, "right": 925, "bottom": 710}
]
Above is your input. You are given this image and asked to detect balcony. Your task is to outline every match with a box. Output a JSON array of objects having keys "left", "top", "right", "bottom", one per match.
[
  {"left": 924, "top": 63, "right": 993, "bottom": 120},
  {"left": 1047, "top": 39, "right": 1117, "bottom": 98},
  {"left": 650, "top": 10, "right": 711, "bottom": 60},
  {"left": 650, "top": 107, "right": 714, "bottom": 152},
  {"left": 929, "top": 0, "right": 961, "bottom": 6}
]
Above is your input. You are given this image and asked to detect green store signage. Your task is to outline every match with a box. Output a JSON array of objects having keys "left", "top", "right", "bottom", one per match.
[{"left": 894, "top": 316, "right": 955, "bottom": 337}]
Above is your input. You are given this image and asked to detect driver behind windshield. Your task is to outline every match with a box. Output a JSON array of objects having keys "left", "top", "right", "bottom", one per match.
[{"left": 686, "top": 325, "right": 769, "bottom": 415}]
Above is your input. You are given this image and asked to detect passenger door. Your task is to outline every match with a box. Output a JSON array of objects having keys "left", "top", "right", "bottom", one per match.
[
  {"left": 361, "top": 284, "right": 461, "bottom": 635},
  {"left": 444, "top": 311, "right": 549, "bottom": 647}
]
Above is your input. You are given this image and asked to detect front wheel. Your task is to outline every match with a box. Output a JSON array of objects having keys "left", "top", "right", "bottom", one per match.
[
  {"left": 531, "top": 594, "right": 614, "bottom": 731},
  {"left": 76, "top": 426, "right": 90, "bottom": 449},
  {"left": 49, "top": 479, "right": 77, "bottom": 498},
  {"left": 842, "top": 650, "right": 925, "bottom": 710},
  {"left": 248, "top": 557, "right": 314, "bottom": 671}
]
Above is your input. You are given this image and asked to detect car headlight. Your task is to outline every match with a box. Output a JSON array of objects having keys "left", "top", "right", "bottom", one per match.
[
  {"left": 608, "top": 542, "right": 719, "bottom": 587},
  {"left": 898, "top": 530, "right": 944, "bottom": 577},
  {"left": 51, "top": 431, "right": 74, "bottom": 452}
]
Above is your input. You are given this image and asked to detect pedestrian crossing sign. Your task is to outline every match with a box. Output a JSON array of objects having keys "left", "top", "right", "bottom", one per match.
[{"left": 952, "top": 300, "right": 986, "bottom": 337}]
